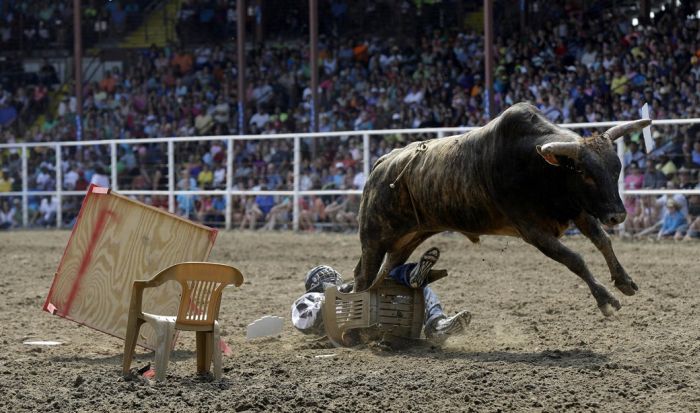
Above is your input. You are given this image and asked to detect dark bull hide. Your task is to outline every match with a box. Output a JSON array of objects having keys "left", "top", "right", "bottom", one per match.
[{"left": 354, "top": 102, "right": 651, "bottom": 316}]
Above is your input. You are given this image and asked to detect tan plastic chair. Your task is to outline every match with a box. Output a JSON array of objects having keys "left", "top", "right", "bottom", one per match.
[
  {"left": 322, "top": 269, "right": 447, "bottom": 347},
  {"left": 121, "top": 262, "right": 244, "bottom": 381}
]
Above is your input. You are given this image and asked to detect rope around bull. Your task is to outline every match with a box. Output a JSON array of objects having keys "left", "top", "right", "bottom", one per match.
[{"left": 389, "top": 141, "right": 429, "bottom": 227}]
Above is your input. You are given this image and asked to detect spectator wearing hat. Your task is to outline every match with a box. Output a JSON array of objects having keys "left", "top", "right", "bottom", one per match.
[
  {"left": 656, "top": 181, "right": 690, "bottom": 218},
  {"left": 657, "top": 198, "right": 687, "bottom": 241}
]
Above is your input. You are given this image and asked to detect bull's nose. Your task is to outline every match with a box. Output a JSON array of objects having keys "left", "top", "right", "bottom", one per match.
[{"left": 603, "top": 212, "right": 627, "bottom": 226}]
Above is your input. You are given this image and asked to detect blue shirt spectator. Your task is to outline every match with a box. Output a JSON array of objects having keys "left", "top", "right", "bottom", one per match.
[
  {"left": 659, "top": 200, "right": 687, "bottom": 238},
  {"left": 255, "top": 194, "right": 275, "bottom": 216}
]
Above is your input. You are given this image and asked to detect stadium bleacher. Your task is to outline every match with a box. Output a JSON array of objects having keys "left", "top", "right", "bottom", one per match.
[{"left": 0, "top": 0, "right": 699, "bottom": 237}]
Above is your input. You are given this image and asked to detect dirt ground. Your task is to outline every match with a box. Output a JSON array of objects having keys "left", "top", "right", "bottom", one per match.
[{"left": 0, "top": 230, "right": 698, "bottom": 412}]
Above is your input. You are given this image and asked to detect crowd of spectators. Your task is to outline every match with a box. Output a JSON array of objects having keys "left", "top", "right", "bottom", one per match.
[
  {"left": 0, "top": 0, "right": 153, "bottom": 51},
  {"left": 1, "top": 1, "right": 700, "bottom": 237},
  {"left": 0, "top": 59, "right": 60, "bottom": 137}
]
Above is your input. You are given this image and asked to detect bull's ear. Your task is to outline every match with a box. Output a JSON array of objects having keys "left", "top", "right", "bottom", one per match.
[{"left": 536, "top": 145, "right": 561, "bottom": 166}]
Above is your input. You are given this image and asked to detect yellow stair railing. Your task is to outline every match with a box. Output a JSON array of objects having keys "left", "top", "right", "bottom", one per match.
[{"left": 120, "top": 0, "right": 181, "bottom": 48}]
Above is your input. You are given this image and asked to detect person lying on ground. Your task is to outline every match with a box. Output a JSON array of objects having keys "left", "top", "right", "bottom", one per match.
[{"left": 291, "top": 248, "right": 471, "bottom": 345}]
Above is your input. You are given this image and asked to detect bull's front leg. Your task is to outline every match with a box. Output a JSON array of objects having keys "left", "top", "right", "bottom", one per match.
[
  {"left": 374, "top": 232, "right": 438, "bottom": 287},
  {"left": 574, "top": 213, "right": 638, "bottom": 296},
  {"left": 519, "top": 226, "right": 621, "bottom": 316},
  {"left": 353, "top": 241, "right": 388, "bottom": 292}
]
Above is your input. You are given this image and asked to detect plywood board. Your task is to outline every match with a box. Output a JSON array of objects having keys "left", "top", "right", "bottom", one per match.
[{"left": 44, "top": 185, "right": 217, "bottom": 349}]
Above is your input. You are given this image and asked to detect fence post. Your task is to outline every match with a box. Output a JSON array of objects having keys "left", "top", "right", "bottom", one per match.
[
  {"left": 168, "top": 140, "right": 175, "bottom": 214},
  {"left": 55, "top": 144, "right": 63, "bottom": 228},
  {"left": 226, "top": 137, "right": 233, "bottom": 230},
  {"left": 21, "top": 145, "right": 28, "bottom": 227},
  {"left": 293, "top": 136, "right": 300, "bottom": 231},
  {"left": 616, "top": 138, "right": 626, "bottom": 234},
  {"left": 363, "top": 133, "right": 370, "bottom": 180},
  {"left": 110, "top": 142, "right": 118, "bottom": 190}
]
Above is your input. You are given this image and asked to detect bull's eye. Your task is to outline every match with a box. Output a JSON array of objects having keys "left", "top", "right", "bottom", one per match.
[{"left": 583, "top": 176, "right": 596, "bottom": 186}]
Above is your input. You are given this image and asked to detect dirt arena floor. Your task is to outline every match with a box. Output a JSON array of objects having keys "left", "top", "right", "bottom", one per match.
[{"left": 0, "top": 230, "right": 698, "bottom": 412}]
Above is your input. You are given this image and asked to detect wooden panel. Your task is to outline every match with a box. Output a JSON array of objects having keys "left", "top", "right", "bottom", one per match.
[
  {"left": 44, "top": 185, "right": 217, "bottom": 350},
  {"left": 379, "top": 295, "right": 413, "bottom": 305},
  {"left": 379, "top": 286, "right": 415, "bottom": 296},
  {"left": 378, "top": 309, "right": 415, "bottom": 318},
  {"left": 411, "top": 289, "right": 425, "bottom": 339},
  {"left": 378, "top": 316, "right": 413, "bottom": 326},
  {"left": 378, "top": 302, "right": 414, "bottom": 312}
]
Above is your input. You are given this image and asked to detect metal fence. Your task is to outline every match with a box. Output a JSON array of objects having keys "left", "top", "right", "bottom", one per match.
[{"left": 1, "top": 119, "right": 699, "bottom": 231}]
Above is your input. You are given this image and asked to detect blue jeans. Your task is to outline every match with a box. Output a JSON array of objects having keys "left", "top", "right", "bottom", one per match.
[{"left": 389, "top": 263, "right": 445, "bottom": 327}]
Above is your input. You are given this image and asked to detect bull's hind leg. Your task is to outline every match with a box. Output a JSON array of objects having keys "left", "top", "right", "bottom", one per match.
[
  {"left": 574, "top": 213, "right": 638, "bottom": 296},
  {"left": 519, "top": 226, "right": 621, "bottom": 316}
]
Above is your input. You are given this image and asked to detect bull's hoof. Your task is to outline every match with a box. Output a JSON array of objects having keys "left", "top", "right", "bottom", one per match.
[
  {"left": 597, "top": 296, "right": 621, "bottom": 317},
  {"left": 598, "top": 303, "right": 616, "bottom": 317},
  {"left": 614, "top": 279, "right": 638, "bottom": 296}
]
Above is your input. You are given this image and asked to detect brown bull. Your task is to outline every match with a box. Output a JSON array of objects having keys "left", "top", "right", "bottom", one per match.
[{"left": 354, "top": 102, "right": 650, "bottom": 316}]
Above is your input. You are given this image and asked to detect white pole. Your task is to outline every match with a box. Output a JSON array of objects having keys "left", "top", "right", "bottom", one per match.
[
  {"left": 55, "top": 144, "right": 63, "bottom": 228},
  {"left": 293, "top": 136, "right": 300, "bottom": 231},
  {"left": 168, "top": 141, "right": 175, "bottom": 214},
  {"left": 21, "top": 145, "right": 28, "bottom": 227},
  {"left": 616, "top": 139, "right": 625, "bottom": 234},
  {"left": 362, "top": 133, "right": 370, "bottom": 180},
  {"left": 110, "top": 142, "right": 118, "bottom": 190},
  {"left": 226, "top": 138, "right": 233, "bottom": 230}
]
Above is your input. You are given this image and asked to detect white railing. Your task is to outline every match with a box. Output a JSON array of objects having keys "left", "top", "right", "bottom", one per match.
[{"left": 1, "top": 119, "right": 699, "bottom": 230}]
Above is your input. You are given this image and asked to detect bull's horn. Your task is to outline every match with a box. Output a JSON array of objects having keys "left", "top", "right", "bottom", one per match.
[
  {"left": 536, "top": 141, "right": 581, "bottom": 160},
  {"left": 601, "top": 119, "right": 652, "bottom": 142}
]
